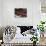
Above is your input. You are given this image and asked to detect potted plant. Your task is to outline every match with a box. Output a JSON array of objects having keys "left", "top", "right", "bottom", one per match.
[
  {"left": 31, "top": 35, "right": 38, "bottom": 46},
  {"left": 37, "top": 21, "right": 46, "bottom": 37}
]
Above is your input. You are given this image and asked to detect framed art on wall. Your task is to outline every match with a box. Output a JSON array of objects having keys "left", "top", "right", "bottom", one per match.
[{"left": 14, "top": 8, "right": 27, "bottom": 17}]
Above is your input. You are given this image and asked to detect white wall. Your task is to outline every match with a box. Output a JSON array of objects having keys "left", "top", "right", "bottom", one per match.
[
  {"left": 0, "top": 0, "right": 2, "bottom": 26},
  {"left": 1, "top": 0, "right": 41, "bottom": 27}
]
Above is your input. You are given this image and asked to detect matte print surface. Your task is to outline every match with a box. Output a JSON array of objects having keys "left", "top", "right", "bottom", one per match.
[{"left": 14, "top": 8, "right": 27, "bottom": 17}]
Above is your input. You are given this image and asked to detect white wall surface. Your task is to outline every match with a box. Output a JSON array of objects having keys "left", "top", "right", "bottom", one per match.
[
  {"left": 0, "top": 0, "right": 3, "bottom": 26},
  {"left": 1, "top": 0, "right": 41, "bottom": 27}
]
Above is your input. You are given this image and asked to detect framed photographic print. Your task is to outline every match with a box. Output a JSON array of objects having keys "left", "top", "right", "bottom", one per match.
[{"left": 14, "top": 8, "right": 27, "bottom": 17}]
